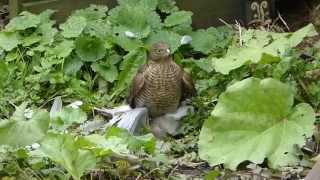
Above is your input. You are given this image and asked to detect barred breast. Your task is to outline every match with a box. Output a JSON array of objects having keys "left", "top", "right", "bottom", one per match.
[{"left": 134, "top": 61, "right": 182, "bottom": 117}]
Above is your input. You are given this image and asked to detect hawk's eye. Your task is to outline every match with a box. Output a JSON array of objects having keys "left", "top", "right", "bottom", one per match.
[{"left": 157, "top": 49, "right": 162, "bottom": 53}]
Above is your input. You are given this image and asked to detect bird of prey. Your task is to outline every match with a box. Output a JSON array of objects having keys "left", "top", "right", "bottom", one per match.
[{"left": 127, "top": 42, "right": 196, "bottom": 118}]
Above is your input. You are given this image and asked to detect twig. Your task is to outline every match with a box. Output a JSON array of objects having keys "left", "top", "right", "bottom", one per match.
[
  {"left": 138, "top": 168, "right": 160, "bottom": 179},
  {"left": 218, "top": 18, "right": 233, "bottom": 29},
  {"left": 277, "top": 12, "right": 290, "bottom": 31},
  {"left": 168, "top": 163, "right": 179, "bottom": 178},
  {"left": 235, "top": 20, "right": 243, "bottom": 46}
]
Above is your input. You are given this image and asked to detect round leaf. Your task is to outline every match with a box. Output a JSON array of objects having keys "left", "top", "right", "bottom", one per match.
[
  {"left": 198, "top": 78, "right": 315, "bottom": 170},
  {"left": 0, "top": 104, "right": 50, "bottom": 147},
  {"left": 75, "top": 36, "right": 106, "bottom": 62},
  {"left": 164, "top": 11, "right": 193, "bottom": 27},
  {"left": 146, "top": 30, "right": 181, "bottom": 52},
  {"left": 60, "top": 16, "right": 87, "bottom": 38}
]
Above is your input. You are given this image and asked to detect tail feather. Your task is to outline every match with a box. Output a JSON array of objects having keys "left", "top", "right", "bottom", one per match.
[{"left": 116, "top": 107, "right": 149, "bottom": 134}]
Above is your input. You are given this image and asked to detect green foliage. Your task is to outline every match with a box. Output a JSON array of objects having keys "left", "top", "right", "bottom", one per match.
[
  {"left": 105, "top": 127, "right": 156, "bottom": 154},
  {"left": 191, "top": 26, "right": 234, "bottom": 55},
  {"left": 146, "top": 30, "right": 181, "bottom": 52},
  {"left": 164, "top": 11, "right": 193, "bottom": 27},
  {"left": 213, "top": 24, "right": 318, "bottom": 74},
  {"left": 0, "top": 0, "right": 320, "bottom": 179},
  {"left": 0, "top": 103, "right": 50, "bottom": 147},
  {"left": 75, "top": 36, "right": 106, "bottom": 62},
  {"left": 0, "top": 32, "right": 21, "bottom": 51},
  {"left": 157, "top": 0, "right": 179, "bottom": 13},
  {"left": 6, "top": 11, "right": 41, "bottom": 31},
  {"left": 108, "top": 0, "right": 161, "bottom": 39},
  {"left": 199, "top": 78, "right": 315, "bottom": 170},
  {"left": 60, "top": 16, "right": 87, "bottom": 38},
  {"left": 51, "top": 107, "right": 87, "bottom": 130},
  {"left": 40, "top": 133, "right": 97, "bottom": 180}
]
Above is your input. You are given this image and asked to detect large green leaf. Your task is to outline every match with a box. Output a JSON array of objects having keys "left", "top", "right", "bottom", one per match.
[
  {"left": 85, "top": 19, "right": 112, "bottom": 39},
  {"left": 77, "top": 134, "right": 129, "bottom": 156},
  {"left": 91, "top": 63, "right": 118, "bottom": 83},
  {"left": 6, "top": 11, "right": 40, "bottom": 31},
  {"left": 117, "top": 0, "right": 158, "bottom": 10},
  {"left": 109, "top": 3, "right": 161, "bottom": 39},
  {"left": 37, "top": 22, "right": 58, "bottom": 45},
  {"left": 51, "top": 40, "right": 74, "bottom": 58},
  {"left": 78, "top": 128, "right": 155, "bottom": 156},
  {"left": 0, "top": 103, "right": 50, "bottom": 147},
  {"left": 157, "top": 0, "right": 179, "bottom": 13},
  {"left": 40, "top": 133, "right": 96, "bottom": 180},
  {"left": 64, "top": 56, "right": 84, "bottom": 75},
  {"left": 75, "top": 36, "right": 106, "bottom": 62},
  {"left": 164, "top": 11, "right": 193, "bottom": 27},
  {"left": 105, "top": 127, "right": 156, "bottom": 154},
  {"left": 198, "top": 78, "right": 315, "bottom": 170},
  {"left": 60, "top": 16, "right": 87, "bottom": 38},
  {"left": 213, "top": 24, "right": 318, "bottom": 74},
  {"left": 191, "top": 27, "right": 233, "bottom": 55},
  {"left": 0, "top": 32, "right": 21, "bottom": 51},
  {"left": 51, "top": 107, "right": 87, "bottom": 129},
  {"left": 145, "top": 30, "right": 181, "bottom": 52},
  {"left": 111, "top": 33, "right": 144, "bottom": 51},
  {"left": 73, "top": 5, "right": 108, "bottom": 21}
]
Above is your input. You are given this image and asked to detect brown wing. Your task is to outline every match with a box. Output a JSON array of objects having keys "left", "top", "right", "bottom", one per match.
[
  {"left": 181, "top": 70, "right": 197, "bottom": 101},
  {"left": 127, "top": 65, "right": 146, "bottom": 108}
]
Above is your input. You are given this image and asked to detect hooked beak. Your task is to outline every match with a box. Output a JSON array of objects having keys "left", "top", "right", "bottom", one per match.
[{"left": 166, "top": 49, "right": 171, "bottom": 54}]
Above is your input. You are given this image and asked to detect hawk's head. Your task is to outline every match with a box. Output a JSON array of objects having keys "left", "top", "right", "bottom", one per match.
[{"left": 149, "top": 42, "right": 171, "bottom": 61}]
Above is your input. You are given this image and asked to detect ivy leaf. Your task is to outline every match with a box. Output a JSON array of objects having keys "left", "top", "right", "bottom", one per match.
[
  {"left": 75, "top": 36, "right": 106, "bottom": 62},
  {"left": 40, "top": 133, "right": 96, "bottom": 180},
  {"left": 198, "top": 78, "right": 315, "bottom": 170},
  {"left": 164, "top": 11, "right": 193, "bottom": 27},
  {"left": 0, "top": 103, "right": 50, "bottom": 147},
  {"left": 60, "top": 16, "right": 87, "bottom": 38},
  {"left": 0, "top": 32, "right": 21, "bottom": 51},
  {"left": 91, "top": 63, "right": 118, "bottom": 83},
  {"left": 146, "top": 30, "right": 181, "bottom": 52},
  {"left": 6, "top": 11, "right": 40, "bottom": 31}
]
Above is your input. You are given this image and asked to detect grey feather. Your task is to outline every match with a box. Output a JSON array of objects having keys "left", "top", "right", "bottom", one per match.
[
  {"left": 150, "top": 105, "right": 194, "bottom": 138},
  {"left": 50, "top": 96, "right": 62, "bottom": 119}
]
